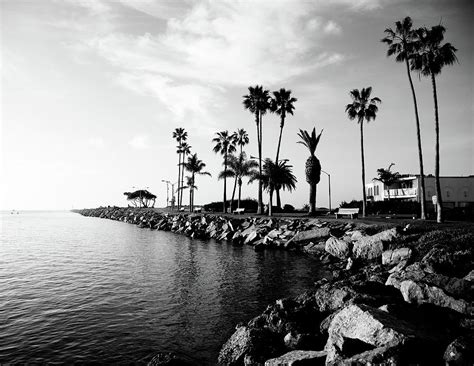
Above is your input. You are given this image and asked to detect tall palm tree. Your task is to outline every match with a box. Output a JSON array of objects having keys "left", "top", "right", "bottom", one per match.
[
  {"left": 251, "top": 158, "right": 297, "bottom": 217},
  {"left": 243, "top": 85, "right": 270, "bottom": 214},
  {"left": 172, "top": 128, "right": 187, "bottom": 210},
  {"left": 183, "top": 153, "right": 211, "bottom": 212},
  {"left": 270, "top": 88, "right": 297, "bottom": 210},
  {"left": 179, "top": 142, "right": 192, "bottom": 208},
  {"left": 345, "top": 87, "right": 381, "bottom": 218},
  {"left": 212, "top": 131, "right": 237, "bottom": 213},
  {"left": 410, "top": 25, "right": 457, "bottom": 223},
  {"left": 382, "top": 17, "right": 427, "bottom": 219},
  {"left": 297, "top": 128, "right": 323, "bottom": 215}
]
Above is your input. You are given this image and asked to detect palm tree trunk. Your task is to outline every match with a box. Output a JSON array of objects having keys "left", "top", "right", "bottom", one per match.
[
  {"left": 177, "top": 153, "right": 181, "bottom": 210},
  {"left": 269, "top": 188, "right": 274, "bottom": 217},
  {"left": 180, "top": 154, "right": 186, "bottom": 208},
  {"left": 360, "top": 121, "right": 367, "bottom": 217},
  {"left": 223, "top": 152, "right": 227, "bottom": 213},
  {"left": 405, "top": 58, "right": 426, "bottom": 220},
  {"left": 256, "top": 112, "right": 263, "bottom": 215},
  {"left": 275, "top": 115, "right": 284, "bottom": 163},
  {"left": 431, "top": 73, "right": 443, "bottom": 223},
  {"left": 231, "top": 176, "right": 237, "bottom": 212},
  {"left": 309, "top": 182, "right": 316, "bottom": 215},
  {"left": 238, "top": 179, "right": 242, "bottom": 209}
]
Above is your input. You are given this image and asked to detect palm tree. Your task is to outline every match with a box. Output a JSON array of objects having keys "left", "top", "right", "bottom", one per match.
[
  {"left": 243, "top": 85, "right": 270, "bottom": 214},
  {"left": 270, "top": 88, "right": 297, "bottom": 210},
  {"left": 212, "top": 131, "right": 237, "bottom": 213},
  {"left": 224, "top": 152, "right": 258, "bottom": 211},
  {"left": 182, "top": 153, "right": 211, "bottom": 212},
  {"left": 382, "top": 17, "right": 427, "bottom": 220},
  {"left": 234, "top": 128, "right": 249, "bottom": 155},
  {"left": 179, "top": 142, "right": 192, "bottom": 208},
  {"left": 345, "top": 87, "right": 381, "bottom": 218},
  {"left": 178, "top": 176, "right": 197, "bottom": 212},
  {"left": 410, "top": 25, "right": 457, "bottom": 223},
  {"left": 297, "top": 128, "right": 323, "bottom": 215},
  {"left": 251, "top": 159, "right": 297, "bottom": 216},
  {"left": 172, "top": 128, "right": 187, "bottom": 210},
  {"left": 374, "top": 163, "right": 401, "bottom": 201}
]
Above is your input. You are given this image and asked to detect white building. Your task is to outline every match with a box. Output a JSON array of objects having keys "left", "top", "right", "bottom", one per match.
[{"left": 366, "top": 174, "right": 474, "bottom": 209}]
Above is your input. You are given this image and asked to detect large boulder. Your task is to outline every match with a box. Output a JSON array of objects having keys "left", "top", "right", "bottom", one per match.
[
  {"left": 421, "top": 246, "right": 473, "bottom": 278},
  {"left": 382, "top": 248, "right": 412, "bottom": 266},
  {"left": 386, "top": 264, "right": 473, "bottom": 315},
  {"left": 286, "top": 228, "right": 331, "bottom": 246},
  {"left": 218, "top": 326, "right": 283, "bottom": 365},
  {"left": 264, "top": 350, "right": 326, "bottom": 366},
  {"left": 353, "top": 228, "right": 398, "bottom": 261},
  {"left": 325, "top": 237, "right": 351, "bottom": 259},
  {"left": 325, "top": 303, "right": 444, "bottom": 364}
]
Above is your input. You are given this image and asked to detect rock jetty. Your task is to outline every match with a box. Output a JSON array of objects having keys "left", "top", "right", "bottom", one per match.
[{"left": 74, "top": 207, "right": 473, "bottom": 365}]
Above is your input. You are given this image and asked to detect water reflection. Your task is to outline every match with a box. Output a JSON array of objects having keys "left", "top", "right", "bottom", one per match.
[{"left": 0, "top": 212, "right": 328, "bottom": 365}]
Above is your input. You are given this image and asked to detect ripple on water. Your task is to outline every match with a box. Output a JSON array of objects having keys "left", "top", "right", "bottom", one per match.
[{"left": 0, "top": 211, "right": 329, "bottom": 365}]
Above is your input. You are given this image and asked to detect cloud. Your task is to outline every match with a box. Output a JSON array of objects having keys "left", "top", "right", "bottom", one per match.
[
  {"left": 324, "top": 20, "right": 342, "bottom": 35},
  {"left": 128, "top": 134, "right": 151, "bottom": 150},
  {"left": 87, "top": 136, "right": 106, "bottom": 148}
]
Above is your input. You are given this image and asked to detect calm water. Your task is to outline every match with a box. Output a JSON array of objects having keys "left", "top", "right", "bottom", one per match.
[{"left": 0, "top": 211, "right": 329, "bottom": 365}]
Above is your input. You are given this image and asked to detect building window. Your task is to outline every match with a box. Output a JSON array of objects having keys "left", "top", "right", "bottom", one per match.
[
  {"left": 446, "top": 190, "right": 450, "bottom": 198},
  {"left": 464, "top": 190, "right": 468, "bottom": 198}
]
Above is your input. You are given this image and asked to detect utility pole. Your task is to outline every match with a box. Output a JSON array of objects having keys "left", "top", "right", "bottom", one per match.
[{"left": 321, "top": 170, "right": 332, "bottom": 213}]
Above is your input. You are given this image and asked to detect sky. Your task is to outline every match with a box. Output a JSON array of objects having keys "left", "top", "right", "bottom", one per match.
[{"left": 1, "top": 0, "right": 473, "bottom": 211}]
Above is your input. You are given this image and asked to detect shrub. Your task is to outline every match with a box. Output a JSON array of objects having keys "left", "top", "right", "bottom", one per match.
[{"left": 283, "top": 204, "right": 295, "bottom": 213}]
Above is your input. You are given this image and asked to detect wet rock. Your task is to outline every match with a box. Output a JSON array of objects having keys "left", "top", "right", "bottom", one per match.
[
  {"left": 382, "top": 248, "right": 412, "bottom": 266},
  {"left": 244, "top": 230, "right": 260, "bottom": 245},
  {"left": 464, "top": 270, "right": 474, "bottom": 282},
  {"left": 264, "top": 350, "right": 326, "bottom": 366},
  {"left": 325, "top": 237, "right": 351, "bottom": 259},
  {"left": 303, "top": 242, "right": 325, "bottom": 255}
]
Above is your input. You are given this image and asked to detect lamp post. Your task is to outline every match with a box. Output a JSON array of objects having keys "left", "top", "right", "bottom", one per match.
[
  {"left": 161, "top": 180, "right": 170, "bottom": 208},
  {"left": 321, "top": 170, "right": 331, "bottom": 213}
]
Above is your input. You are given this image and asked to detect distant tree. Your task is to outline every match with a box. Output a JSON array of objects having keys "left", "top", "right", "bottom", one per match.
[
  {"left": 243, "top": 85, "right": 270, "bottom": 214},
  {"left": 123, "top": 190, "right": 156, "bottom": 208},
  {"left": 182, "top": 153, "right": 211, "bottom": 212},
  {"left": 297, "top": 127, "right": 323, "bottom": 215},
  {"left": 345, "top": 87, "right": 381, "bottom": 218},
  {"left": 382, "top": 16, "right": 427, "bottom": 220},
  {"left": 178, "top": 142, "right": 192, "bottom": 208},
  {"left": 223, "top": 152, "right": 258, "bottom": 211},
  {"left": 374, "top": 163, "right": 401, "bottom": 200},
  {"left": 178, "top": 176, "right": 197, "bottom": 211},
  {"left": 212, "top": 130, "right": 237, "bottom": 213},
  {"left": 250, "top": 158, "right": 297, "bottom": 216},
  {"left": 410, "top": 24, "right": 458, "bottom": 223},
  {"left": 270, "top": 88, "right": 297, "bottom": 210}
]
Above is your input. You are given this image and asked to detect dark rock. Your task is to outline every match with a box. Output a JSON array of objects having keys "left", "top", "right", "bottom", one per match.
[
  {"left": 422, "top": 246, "right": 473, "bottom": 278},
  {"left": 147, "top": 352, "right": 192, "bottom": 366},
  {"left": 444, "top": 334, "right": 474, "bottom": 365}
]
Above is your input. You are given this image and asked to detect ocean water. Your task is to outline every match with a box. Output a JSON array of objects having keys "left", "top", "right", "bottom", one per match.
[{"left": 0, "top": 211, "right": 329, "bottom": 365}]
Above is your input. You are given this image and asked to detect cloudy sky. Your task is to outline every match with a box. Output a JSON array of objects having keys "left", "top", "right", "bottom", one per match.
[{"left": 1, "top": 0, "right": 472, "bottom": 210}]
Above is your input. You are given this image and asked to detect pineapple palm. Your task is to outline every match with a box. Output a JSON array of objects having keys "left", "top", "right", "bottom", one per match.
[{"left": 297, "top": 128, "right": 323, "bottom": 215}]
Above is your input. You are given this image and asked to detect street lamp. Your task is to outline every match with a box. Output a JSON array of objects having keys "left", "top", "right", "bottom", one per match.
[
  {"left": 321, "top": 170, "right": 332, "bottom": 213},
  {"left": 161, "top": 180, "right": 170, "bottom": 208}
]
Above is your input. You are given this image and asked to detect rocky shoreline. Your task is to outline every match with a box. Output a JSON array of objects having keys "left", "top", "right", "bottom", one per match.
[{"left": 74, "top": 207, "right": 473, "bottom": 365}]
